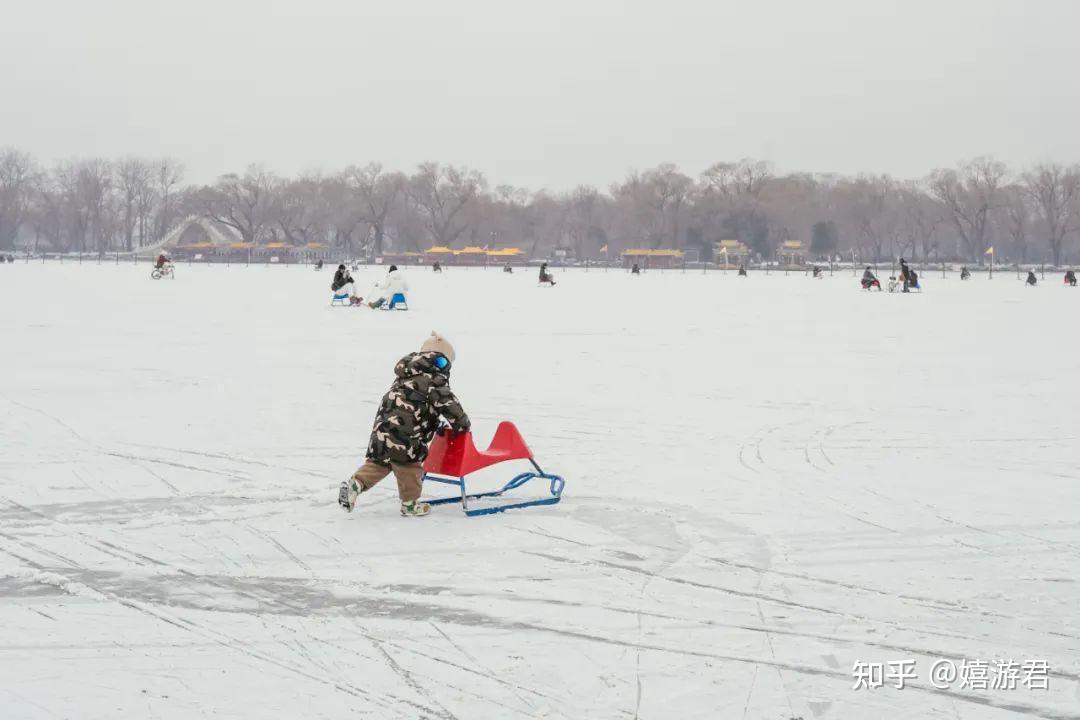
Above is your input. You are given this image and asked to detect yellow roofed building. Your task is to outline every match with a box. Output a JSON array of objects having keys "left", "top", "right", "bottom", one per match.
[
  {"left": 420, "top": 245, "right": 526, "bottom": 265},
  {"left": 714, "top": 239, "right": 750, "bottom": 267},
  {"left": 486, "top": 247, "right": 524, "bottom": 264},
  {"left": 778, "top": 240, "right": 806, "bottom": 266},
  {"left": 621, "top": 248, "right": 685, "bottom": 269},
  {"left": 422, "top": 246, "right": 454, "bottom": 264},
  {"left": 715, "top": 239, "right": 749, "bottom": 254}
]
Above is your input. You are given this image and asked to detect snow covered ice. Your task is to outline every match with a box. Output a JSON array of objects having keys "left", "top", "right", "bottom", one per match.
[{"left": 2, "top": 262, "right": 1079, "bottom": 719}]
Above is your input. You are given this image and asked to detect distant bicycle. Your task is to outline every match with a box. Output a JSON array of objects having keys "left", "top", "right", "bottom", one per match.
[{"left": 151, "top": 264, "right": 175, "bottom": 280}]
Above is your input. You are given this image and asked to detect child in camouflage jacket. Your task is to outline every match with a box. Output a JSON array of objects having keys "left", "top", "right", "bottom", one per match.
[{"left": 339, "top": 332, "right": 470, "bottom": 516}]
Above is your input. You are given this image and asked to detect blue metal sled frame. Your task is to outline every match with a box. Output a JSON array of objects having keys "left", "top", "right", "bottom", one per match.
[{"left": 422, "top": 459, "right": 565, "bottom": 517}]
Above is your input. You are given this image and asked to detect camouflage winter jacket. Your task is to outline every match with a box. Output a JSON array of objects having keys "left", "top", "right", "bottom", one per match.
[{"left": 366, "top": 352, "right": 471, "bottom": 465}]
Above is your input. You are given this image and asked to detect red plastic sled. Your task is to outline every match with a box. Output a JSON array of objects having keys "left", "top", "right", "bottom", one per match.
[{"left": 421, "top": 421, "right": 565, "bottom": 516}]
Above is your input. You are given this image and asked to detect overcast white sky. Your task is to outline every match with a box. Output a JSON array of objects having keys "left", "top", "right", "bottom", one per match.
[{"left": 2, "top": 0, "right": 1078, "bottom": 189}]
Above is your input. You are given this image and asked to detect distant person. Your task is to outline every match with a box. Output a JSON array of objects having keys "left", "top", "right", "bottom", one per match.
[
  {"left": 155, "top": 251, "right": 171, "bottom": 270},
  {"left": 315, "top": 259, "right": 323, "bottom": 270},
  {"left": 539, "top": 262, "right": 556, "bottom": 286},
  {"left": 812, "top": 265, "right": 823, "bottom": 278},
  {"left": 432, "top": 261, "right": 442, "bottom": 273},
  {"left": 0, "top": 255, "right": 6, "bottom": 264},
  {"left": 630, "top": 262, "right": 641, "bottom": 275},
  {"left": 737, "top": 264, "right": 748, "bottom": 277},
  {"left": 503, "top": 263, "right": 513, "bottom": 274},
  {"left": 960, "top": 266, "right": 971, "bottom": 280},
  {"left": 861, "top": 266, "right": 880, "bottom": 290},
  {"left": 1026, "top": 270, "right": 1038, "bottom": 286},
  {"left": 1065, "top": 270, "right": 1077, "bottom": 286},
  {"left": 368, "top": 265, "right": 409, "bottom": 308}
]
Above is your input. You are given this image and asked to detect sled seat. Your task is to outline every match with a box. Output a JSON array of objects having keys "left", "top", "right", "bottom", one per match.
[
  {"left": 422, "top": 421, "right": 564, "bottom": 516},
  {"left": 384, "top": 292, "right": 408, "bottom": 310}
]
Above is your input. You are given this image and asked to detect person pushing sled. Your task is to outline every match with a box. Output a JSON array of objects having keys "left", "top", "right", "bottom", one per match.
[{"left": 339, "top": 332, "right": 470, "bottom": 517}]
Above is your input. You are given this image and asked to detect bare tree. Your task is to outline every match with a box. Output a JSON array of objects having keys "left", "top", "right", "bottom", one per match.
[
  {"left": 611, "top": 171, "right": 659, "bottom": 248},
  {"left": 481, "top": 184, "right": 542, "bottom": 256},
  {"left": 115, "top": 158, "right": 154, "bottom": 251},
  {"left": 28, "top": 173, "right": 64, "bottom": 253},
  {"left": 760, "top": 172, "right": 833, "bottom": 259},
  {"left": 317, "top": 174, "right": 367, "bottom": 257},
  {"left": 929, "top": 157, "right": 1007, "bottom": 261},
  {"left": 1022, "top": 162, "right": 1080, "bottom": 265},
  {"left": 154, "top": 159, "right": 184, "bottom": 243},
  {"left": 54, "top": 159, "right": 114, "bottom": 252},
  {"left": 610, "top": 165, "right": 693, "bottom": 250},
  {"left": 86, "top": 160, "right": 116, "bottom": 252},
  {"left": 134, "top": 176, "right": 158, "bottom": 249},
  {"left": 406, "top": 162, "right": 484, "bottom": 249},
  {"left": 345, "top": 163, "right": 405, "bottom": 255},
  {"left": 271, "top": 175, "right": 333, "bottom": 246},
  {"left": 0, "top": 148, "right": 37, "bottom": 251},
  {"left": 898, "top": 183, "right": 945, "bottom": 261},
  {"left": 199, "top": 165, "right": 276, "bottom": 243},
  {"left": 699, "top": 158, "right": 773, "bottom": 255},
  {"left": 998, "top": 184, "right": 1034, "bottom": 262},
  {"left": 649, "top": 163, "right": 693, "bottom": 248},
  {"left": 525, "top": 190, "right": 570, "bottom": 258},
  {"left": 836, "top": 175, "right": 903, "bottom": 262},
  {"left": 565, "top": 185, "right": 603, "bottom": 258},
  {"left": 701, "top": 158, "right": 773, "bottom": 200}
]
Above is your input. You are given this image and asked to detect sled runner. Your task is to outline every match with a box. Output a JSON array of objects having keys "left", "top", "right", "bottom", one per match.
[
  {"left": 421, "top": 421, "right": 565, "bottom": 516},
  {"left": 331, "top": 292, "right": 351, "bottom": 306}
]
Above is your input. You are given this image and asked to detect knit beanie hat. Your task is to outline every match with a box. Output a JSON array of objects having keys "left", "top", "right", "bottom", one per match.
[{"left": 420, "top": 331, "right": 456, "bottom": 363}]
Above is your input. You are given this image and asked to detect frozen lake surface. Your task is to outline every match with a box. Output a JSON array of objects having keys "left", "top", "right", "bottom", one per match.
[{"left": 2, "top": 262, "right": 1079, "bottom": 719}]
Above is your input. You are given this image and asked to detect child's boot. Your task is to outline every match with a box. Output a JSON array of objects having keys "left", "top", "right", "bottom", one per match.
[
  {"left": 338, "top": 479, "right": 361, "bottom": 512},
  {"left": 400, "top": 500, "right": 431, "bottom": 517}
]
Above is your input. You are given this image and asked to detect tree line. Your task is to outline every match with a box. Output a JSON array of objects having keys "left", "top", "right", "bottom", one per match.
[{"left": 2, "top": 148, "right": 1078, "bottom": 264}]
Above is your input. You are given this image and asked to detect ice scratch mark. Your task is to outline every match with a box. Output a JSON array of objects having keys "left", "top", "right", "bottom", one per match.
[
  {"left": 429, "top": 622, "right": 541, "bottom": 715},
  {"left": 0, "top": 392, "right": 88, "bottom": 444},
  {"left": 102, "top": 452, "right": 250, "bottom": 483},
  {"left": 368, "top": 635, "right": 460, "bottom": 720},
  {"left": 241, "top": 522, "right": 313, "bottom": 575}
]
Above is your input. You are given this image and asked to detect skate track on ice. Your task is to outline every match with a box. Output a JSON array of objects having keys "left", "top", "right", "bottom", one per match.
[{"left": 2, "top": 264, "right": 1079, "bottom": 719}]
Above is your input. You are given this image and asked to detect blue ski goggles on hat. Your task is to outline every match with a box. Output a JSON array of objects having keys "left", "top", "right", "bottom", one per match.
[{"left": 433, "top": 355, "right": 451, "bottom": 371}]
